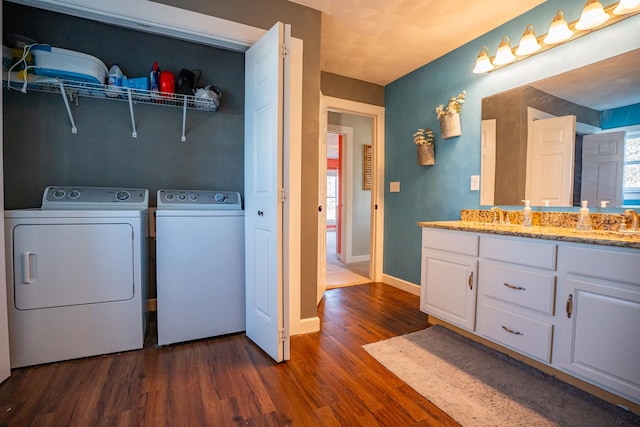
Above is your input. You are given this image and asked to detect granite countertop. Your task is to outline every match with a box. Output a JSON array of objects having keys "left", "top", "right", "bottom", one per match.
[{"left": 418, "top": 220, "right": 640, "bottom": 249}]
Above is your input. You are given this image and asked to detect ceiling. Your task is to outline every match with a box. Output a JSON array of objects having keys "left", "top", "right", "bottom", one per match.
[
  {"left": 289, "top": 0, "right": 546, "bottom": 85},
  {"left": 530, "top": 48, "right": 640, "bottom": 111}
]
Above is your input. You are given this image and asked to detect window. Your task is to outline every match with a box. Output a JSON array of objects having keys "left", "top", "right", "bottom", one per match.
[
  {"left": 326, "top": 171, "right": 338, "bottom": 225},
  {"left": 624, "top": 136, "right": 640, "bottom": 205}
]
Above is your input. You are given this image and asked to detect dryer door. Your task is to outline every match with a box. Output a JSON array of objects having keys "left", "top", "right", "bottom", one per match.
[{"left": 13, "top": 223, "right": 134, "bottom": 310}]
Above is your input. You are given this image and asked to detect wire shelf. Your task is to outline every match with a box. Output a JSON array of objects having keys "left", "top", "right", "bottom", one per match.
[{"left": 3, "top": 72, "right": 217, "bottom": 141}]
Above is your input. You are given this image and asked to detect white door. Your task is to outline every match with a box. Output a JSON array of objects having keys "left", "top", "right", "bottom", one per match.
[
  {"left": 528, "top": 115, "right": 576, "bottom": 206},
  {"left": 580, "top": 132, "right": 625, "bottom": 207},
  {"left": 480, "top": 119, "right": 496, "bottom": 206},
  {"left": 245, "top": 22, "right": 290, "bottom": 362}
]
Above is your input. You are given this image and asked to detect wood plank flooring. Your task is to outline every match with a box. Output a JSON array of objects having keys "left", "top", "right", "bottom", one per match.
[{"left": 0, "top": 283, "right": 459, "bottom": 426}]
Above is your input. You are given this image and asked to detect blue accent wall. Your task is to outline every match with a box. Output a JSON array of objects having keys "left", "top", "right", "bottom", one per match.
[
  {"left": 383, "top": 0, "right": 640, "bottom": 285},
  {"left": 601, "top": 103, "right": 640, "bottom": 129}
]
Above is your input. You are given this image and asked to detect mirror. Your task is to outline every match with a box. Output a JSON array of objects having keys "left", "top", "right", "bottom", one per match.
[{"left": 481, "top": 48, "right": 640, "bottom": 208}]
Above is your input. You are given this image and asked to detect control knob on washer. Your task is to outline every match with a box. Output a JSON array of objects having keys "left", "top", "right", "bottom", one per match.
[
  {"left": 214, "top": 193, "right": 227, "bottom": 203},
  {"left": 115, "top": 191, "right": 130, "bottom": 201}
]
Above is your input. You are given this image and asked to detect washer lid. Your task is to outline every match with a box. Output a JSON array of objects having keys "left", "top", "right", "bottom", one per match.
[
  {"left": 157, "top": 189, "right": 242, "bottom": 210},
  {"left": 41, "top": 186, "right": 149, "bottom": 209}
]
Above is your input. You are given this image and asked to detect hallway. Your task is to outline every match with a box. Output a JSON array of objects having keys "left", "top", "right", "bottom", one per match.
[{"left": 326, "top": 229, "right": 370, "bottom": 288}]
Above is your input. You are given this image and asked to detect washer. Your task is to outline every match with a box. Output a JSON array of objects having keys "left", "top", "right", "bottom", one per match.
[
  {"left": 155, "top": 189, "right": 245, "bottom": 346},
  {"left": 4, "top": 186, "right": 148, "bottom": 368}
]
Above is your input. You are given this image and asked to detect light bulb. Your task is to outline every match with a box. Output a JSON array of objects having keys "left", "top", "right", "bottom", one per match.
[
  {"left": 515, "top": 24, "right": 541, "bottom": 56},
  {"left": 544, "top": 10, "right": 574, "bottom": 44},
  {"left": 613, "top": 0, "right": 640, "bottom": 14},
  {"left": 472, "top": 46, "right": 494, "bottom": 73},
  {"left": 576, "top": 0, "right": 609, "bottom": 30},
  {"left": 492, "top": 36, "right": 515, "bottom": 66}
]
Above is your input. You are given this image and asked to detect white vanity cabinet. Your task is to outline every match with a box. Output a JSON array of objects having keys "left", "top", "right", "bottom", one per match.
[
  {"left": 554, "top": 244, "right": 640, "bottom": 404},
  {"left": 420, "top": 228, "right": 478, "bottom": 332},
  {"left": 476, "top": 236, "right": 558, "bottom": 363},
  {"left": 420, "top": 224, "right": 640, "bottom": 407}
]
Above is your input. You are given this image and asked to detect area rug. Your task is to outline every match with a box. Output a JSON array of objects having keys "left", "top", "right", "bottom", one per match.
[{"left": 363, "top": 325, "right": 640, "bottom": 426}]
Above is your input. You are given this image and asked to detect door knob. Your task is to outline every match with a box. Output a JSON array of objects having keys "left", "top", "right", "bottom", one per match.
[{"left": 318, "top": 206, "right": 323, "bottom": 212}]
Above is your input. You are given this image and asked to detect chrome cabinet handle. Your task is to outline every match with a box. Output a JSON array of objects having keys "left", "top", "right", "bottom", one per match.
[
  {"left": 501, "top": 325, "right": 523, "bottom": 336},
  {"left": 257, "top": 210, "right": 264, "bottom": 216},
  {"left": 468, "top": 271, "right": 473, "bottom": 290},
  {"left": 566, "top": 294, "right": 573, "bottom": 318},
  {"left": 503, "top": 282, "right": 526, "bottom": 291}
]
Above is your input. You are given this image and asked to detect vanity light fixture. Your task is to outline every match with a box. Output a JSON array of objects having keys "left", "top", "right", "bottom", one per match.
[
  {"left": 576, "top": 0, "right": 610, "bottom": 29},
  {"left": 472, "top": 0, "right": 640, "bottom": 74},
  {"left": 543, "top": 9, "right": 574, "bottom": 44},
  {"left": 472, "top": 46, "right": 494, "bottom": 73},
  {"left": 515, "top": 24, "right": 541, "bottom": 56},
  {"left": 613, "top": 0, "right": 640, "bottom": 14},
  {"left": 493, "top": 36, "right": 516, "bottom": 65}
]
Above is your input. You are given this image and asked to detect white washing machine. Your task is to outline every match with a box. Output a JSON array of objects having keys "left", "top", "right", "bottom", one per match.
[
  {"left": 156, "top": 189, "right": 245, "bottom": 346},
  {"left": 4, "top": 186, "right": 148, "bottom": 368}
]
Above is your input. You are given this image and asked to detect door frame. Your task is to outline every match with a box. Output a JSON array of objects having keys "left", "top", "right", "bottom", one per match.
[{"left": 319, "top": 95, "right": 385, "bottom": 289}]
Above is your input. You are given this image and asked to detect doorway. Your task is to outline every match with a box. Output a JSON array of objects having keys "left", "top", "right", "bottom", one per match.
[
  {"left": 326, "top": 127, "right": 370, "bottom": 289},
  {"left": 317, "top": 95, "right": 385, "bottom": 301}
]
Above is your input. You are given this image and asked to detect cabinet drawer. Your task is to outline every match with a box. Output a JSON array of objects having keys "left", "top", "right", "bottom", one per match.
[
  {"left": 564, "top": 246, "right": 640, "bottom": 286},
  {"left": 480, "top": 262, "right": 556, "bottom": 315},
  {"left": 478, "top": 303, "right": 553, "bottom": 363},
  {"left": 422, "top": 228, "right": 478, "bottom": 256},
  {"left": 481, "top": 236, "right": 557, "bottom": 270}
]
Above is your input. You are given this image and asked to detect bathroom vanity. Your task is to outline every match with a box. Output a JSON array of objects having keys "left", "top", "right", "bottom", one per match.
[{"left": 419, "top": 219, "right": 640, "bottom": 411}]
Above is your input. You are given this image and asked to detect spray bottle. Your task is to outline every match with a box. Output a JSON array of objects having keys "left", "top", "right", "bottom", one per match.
[{"left": 149, "top": 61, "right": 160, "bottom": 98}]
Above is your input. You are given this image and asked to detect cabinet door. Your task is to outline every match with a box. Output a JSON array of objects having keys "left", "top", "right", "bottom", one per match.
[
  {"left": 556, "top": 277, "right": 640, "bottom": 404},
  {"left": 421, "top": 250, "right": 477, "bottom": 331}
]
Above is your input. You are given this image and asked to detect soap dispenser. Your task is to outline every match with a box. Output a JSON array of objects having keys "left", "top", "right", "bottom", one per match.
[
  {"left": 522, "top": 200, "right": 532, "bottom": 227},
  {"left": 576, "top": 200, "right": 592, "bottom": 231}
]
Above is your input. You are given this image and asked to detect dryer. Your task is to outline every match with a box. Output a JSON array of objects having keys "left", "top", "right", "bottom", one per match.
[
  {"left": 4, "top": 186, "right": 148, "bottom": 368},
  {"left": 155, "top": 189, "right": 245, "bottom": 346}
]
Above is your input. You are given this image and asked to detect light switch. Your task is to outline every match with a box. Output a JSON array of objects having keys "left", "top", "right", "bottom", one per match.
[
  {"left": 470, "top": 175, "right": 480, "bottom": 191},
  {"left": 390, "top": 181, "right": 400, "bottom": 192}
]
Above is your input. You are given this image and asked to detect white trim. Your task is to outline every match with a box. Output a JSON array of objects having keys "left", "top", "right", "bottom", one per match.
[
  {"left": 382, "top": 274, "right": 420, "bottom": 296},
  {"left": 284, "top": 37, "right": 303, "bottom": 337},
  {"left": 294, "top": 316, "right": 321, "bottom": 335},
  {"left": 349, "top": 255, "right": 370, "bottom": 263},
  {"left": 322, "top": 96, "right": 385, "bottom": 283},
  {"left": 8, "top": 0, "right": 265, "bottom": 51}
]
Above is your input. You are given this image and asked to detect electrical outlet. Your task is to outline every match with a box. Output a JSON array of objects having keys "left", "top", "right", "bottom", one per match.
[{"left": 470, "top": 175, "right": 480, "bottom": 191}]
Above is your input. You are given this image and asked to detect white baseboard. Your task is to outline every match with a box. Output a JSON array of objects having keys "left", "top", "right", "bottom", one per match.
[
  {"left": 382, "top": 274, "right": 420, "bottom": 296},
  {"left": 292, "top": 316, "right": 320, "bottom": 335},
  {"left": 347, "top": 254, "right": 370, "bottom": 263}
]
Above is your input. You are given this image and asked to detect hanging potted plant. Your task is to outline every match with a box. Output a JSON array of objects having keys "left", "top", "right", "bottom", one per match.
[
  {"left": 436, "top": 90, "right": 466, "bottom": 139},
  {"left": 413, "top": 127, "right": 435, "bottom": 166}
]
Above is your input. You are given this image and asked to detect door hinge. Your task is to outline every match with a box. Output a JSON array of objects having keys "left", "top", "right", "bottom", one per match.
[
  {"left": 280, "top": 328, "right": 287, "bottom": 342},
  {"left": 279, "top": 188, "right": 286, "bottom": 203},
  {"left": 281, "top": 44, "right": 289, "bottom": 58}
]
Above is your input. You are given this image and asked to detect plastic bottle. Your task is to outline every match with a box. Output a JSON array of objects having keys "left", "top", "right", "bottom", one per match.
[
  {"left": 522, "top": 200, "right": 532, "bottom": 227},
  {"left": 576, "top": 200, "right": 592, "bottom": 231},
  {"left": 149, "top": 61, "right": 160, "bottom": 98},
  {"left": 106, "top": 64, "right": 123, "bottom": 98}
]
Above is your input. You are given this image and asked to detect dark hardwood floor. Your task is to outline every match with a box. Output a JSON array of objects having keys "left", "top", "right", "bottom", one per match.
[{"left": 0, "top": 283, "right": 459, "bottom": 426}]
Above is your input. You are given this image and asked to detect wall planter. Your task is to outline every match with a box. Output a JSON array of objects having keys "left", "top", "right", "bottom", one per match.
[
  {"left": 439, "top": 112, "right": 461, "bottom": 139},
  {"left": 417, "top": 144, "right": 435, "bottom": 165}
]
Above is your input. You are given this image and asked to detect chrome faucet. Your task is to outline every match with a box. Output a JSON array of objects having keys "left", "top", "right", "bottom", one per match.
[
  {"left": 624, "top": 209, "right": 639, "bottom": 231},
  {"left": 490, "top": 207, "right": 504, "bottom": 224}
]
